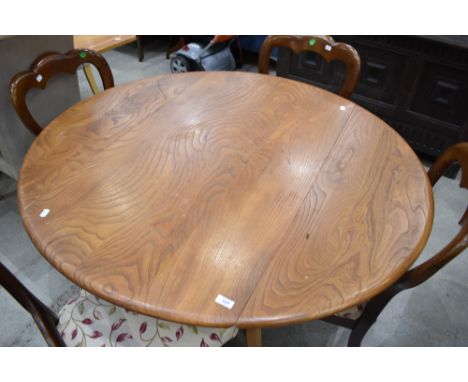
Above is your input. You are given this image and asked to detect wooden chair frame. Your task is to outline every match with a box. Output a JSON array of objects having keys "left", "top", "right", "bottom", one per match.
[
  {"left": 322, "top": 142, "right": 468, "bottom": 346},
  {"left": 258, "top": 35, "right": 361, "bottom": 99},
  {"left": 0, "top": 260, "right": 239, "bottom": 347},
  {"left": 0, "top": 261, "right": 65, "bottom": 346},
  {"left": 10, "top": 49, "right": 114, "bottom": 136}
]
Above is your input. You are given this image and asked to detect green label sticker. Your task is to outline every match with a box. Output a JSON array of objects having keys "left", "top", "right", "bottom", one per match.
[
  {"left": 80, "top": 51, "right": 87, "bottom": 58},
  {"left": 309, "top": 38, "right": 316, "bottom": 47}
]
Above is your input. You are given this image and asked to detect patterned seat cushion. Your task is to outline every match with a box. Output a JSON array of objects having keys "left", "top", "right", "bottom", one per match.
[
  {"left": 57, "top": 290, "right": 239, "bottom": 347},
  {"left": 334, "top": 303, "right": 367, "bottom": 320}
]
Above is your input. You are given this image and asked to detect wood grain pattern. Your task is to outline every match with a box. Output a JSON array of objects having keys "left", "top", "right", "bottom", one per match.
[
  {"left": 239, "top": 107, "right": 433, "bottom": 327},
  {"left": 17, "top": 72, "right": 433, "bottom": 329},
  {"left": 333, "top": 142, "right": 468, "bottom": 346}
]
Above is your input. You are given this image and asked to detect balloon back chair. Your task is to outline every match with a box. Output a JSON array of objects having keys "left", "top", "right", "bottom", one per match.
[
  {"left": 10, "top": 49, "right": 114, "bottom": 136},
  {"left": 322, "top": 142, "right": 468, "bottom": 346},
  {"left": 258, "top": 35, "right": 361, "bottom": 99}
]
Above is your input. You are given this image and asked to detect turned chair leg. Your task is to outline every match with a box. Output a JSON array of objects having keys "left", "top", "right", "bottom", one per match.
[{"left": 246, "top": 328, "right": 262, "bottom": 347}]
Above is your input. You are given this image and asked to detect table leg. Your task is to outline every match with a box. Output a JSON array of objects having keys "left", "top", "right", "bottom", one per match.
[
  {"left": 83, "top": 64, "right": 100, "bottom": 95},
  {"left": 246, "top": 328, "right": 262, "bottom": 347}
]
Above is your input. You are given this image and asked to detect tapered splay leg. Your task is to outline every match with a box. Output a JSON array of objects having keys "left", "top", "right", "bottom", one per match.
[
  {"left": 246, "top": 328, "right": 262, "bottom": 347},
  {"left": 83, "top": 64, "right": 99, "bottom": 94}
]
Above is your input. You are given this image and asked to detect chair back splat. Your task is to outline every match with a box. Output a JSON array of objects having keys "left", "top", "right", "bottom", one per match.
[{"left": 258, "top": 35, "right": 361, "bottom": 98}]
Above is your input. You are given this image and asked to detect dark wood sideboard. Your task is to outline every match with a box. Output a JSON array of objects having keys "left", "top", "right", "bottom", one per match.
[{"left": 277, "top": 35, "right": 468, "bottom": 176}]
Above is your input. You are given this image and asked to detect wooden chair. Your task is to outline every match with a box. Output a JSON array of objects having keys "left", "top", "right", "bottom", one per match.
[
  {"left": 258, "top": 35, "right": 361, "bottom": 99},
  {"left": 0, "top": 260, "right": 238, "bottom": 346},
  {"left": 322, "top": 142, "right": 468, "bottom": 346},
  {"left": 10, "top": 49, "right": 114, "bottom": 136}
]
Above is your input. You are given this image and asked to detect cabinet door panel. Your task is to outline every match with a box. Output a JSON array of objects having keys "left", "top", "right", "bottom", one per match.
[
  {"left": 350, "top": 44, "right": 406, "bottom": 106},
  {"left": 409, "top": 62, "right": 468, "bottom": 128}
]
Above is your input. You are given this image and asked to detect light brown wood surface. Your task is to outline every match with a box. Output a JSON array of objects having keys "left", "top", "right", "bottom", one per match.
[
  {"left": 73, "top": 35, "right": 136, "bottom": 53},
  {"left": 17, "top": 72, "right": 434, "bottom": 329},
  {"left": 246, "top": 328, "right": 262, "bottom": 347}
]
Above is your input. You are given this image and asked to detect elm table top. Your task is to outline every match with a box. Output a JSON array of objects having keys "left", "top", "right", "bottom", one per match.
[{"left": 17, "top": 72, "right": 434, "bottom": 329}]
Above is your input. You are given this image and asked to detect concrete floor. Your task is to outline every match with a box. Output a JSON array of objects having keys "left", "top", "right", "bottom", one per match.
[{"left": 1, "top": 37, "right": 467, "bottom": 346}]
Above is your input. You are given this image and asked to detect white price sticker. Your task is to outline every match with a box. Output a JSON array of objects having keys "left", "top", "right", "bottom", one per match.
[
  {"left": 39, "top": 208, "right": 50, "bottom": 218},
  {"left": 215, "top": 294, "right": 235, "bottom": 310}
]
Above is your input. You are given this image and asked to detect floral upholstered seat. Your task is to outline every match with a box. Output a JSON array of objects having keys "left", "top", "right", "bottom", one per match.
[{"left": 57, "top": 290, "right": 239, "bottom": 347}]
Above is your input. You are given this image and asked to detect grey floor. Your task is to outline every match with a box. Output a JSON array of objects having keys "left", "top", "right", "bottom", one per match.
[{"left": 1, "top": 37, "right": 467, "bottom": 346}]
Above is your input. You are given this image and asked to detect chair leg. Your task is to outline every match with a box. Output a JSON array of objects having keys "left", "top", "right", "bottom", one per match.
[
  {"left": 246, "top": 328, "right": 262, "bottom": 347},
  {"left": 83, "top": 64, "right": 100, "bottom": 95},
  {"left": 166, "top": 36, "right": 185, "bottom": 59},
  {"left": 347, "top": 290, "right": 397, "bottom": 347},
  {"left": 0, "top": 262, "right": 65, "bottom": 346},
  {"left": 136, "top": 36, "right": 144, "bottom": 62},
  {"left": 347, "top": 316, "right": 376, "bottom": 346}
]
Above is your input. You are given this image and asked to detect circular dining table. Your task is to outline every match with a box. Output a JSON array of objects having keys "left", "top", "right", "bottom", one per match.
[{"left": 17, "top": 71, "right": 434, "bottom": 346}]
